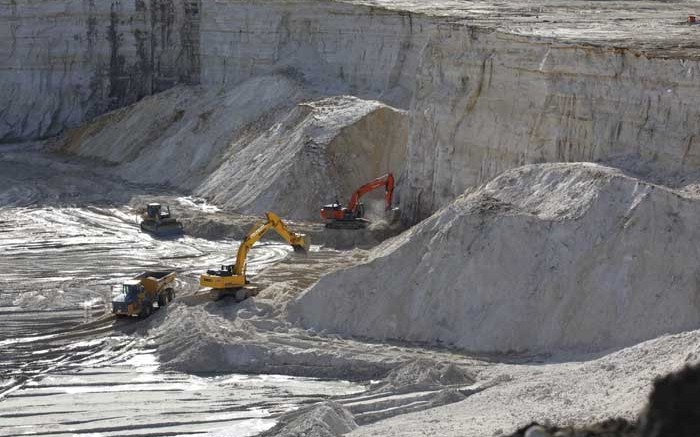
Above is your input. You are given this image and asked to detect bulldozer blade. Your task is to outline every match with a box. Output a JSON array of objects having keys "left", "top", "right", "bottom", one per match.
[{"left": 140, "top": 221, "right": 184, "bottom": 237}]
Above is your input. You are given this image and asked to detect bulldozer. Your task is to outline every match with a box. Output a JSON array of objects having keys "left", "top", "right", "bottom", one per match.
[
  {"left": 140, "top": 203, "right": 184, "bottom": 237},
  {"left": 199, "top": 212, "right": 310, "bottom": 300},
  {"left": 320, "top": 173, "right": 397, "bottom": 229}
]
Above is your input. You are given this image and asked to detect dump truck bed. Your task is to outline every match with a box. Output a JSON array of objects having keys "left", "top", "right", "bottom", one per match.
[
  {"left": 137, "top": 271, "right": 176, "bottom": 293},
  {"left": 135, "top": 271, "right": 174, "bottom": 280}
]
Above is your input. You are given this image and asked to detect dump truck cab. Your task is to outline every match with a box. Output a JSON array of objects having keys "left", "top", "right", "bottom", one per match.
[
  {"left": 122, "top": 280, "right": 143, "bottom": 299},
  {"left": 112, "top": 280, "right": 145, "bottom": 316}
]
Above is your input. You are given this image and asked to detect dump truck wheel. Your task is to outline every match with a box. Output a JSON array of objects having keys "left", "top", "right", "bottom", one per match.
[
  {"left": 140, "top": 303, "right": 152, "bottom": 319},
  {"left": 166, "top": 288, "right": 174, "bottom": 303}
]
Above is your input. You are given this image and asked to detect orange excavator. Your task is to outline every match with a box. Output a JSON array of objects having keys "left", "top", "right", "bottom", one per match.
[{"left": 320, "top": 173, "right": 395, "bottom": 229}]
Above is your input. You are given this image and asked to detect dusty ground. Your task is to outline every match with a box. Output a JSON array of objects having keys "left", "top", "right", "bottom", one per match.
[
  {"left": 0, "top": 144, "right": 481, "bottom": 436},
  {"left": 4, "top": 1, "right": 700, "bottom": 435},
  {"left": 0, "top": 144, "right": 364, "bottom": 436},
  {"left": 2, "top": 145, "right": 697, "bottom": 437}
]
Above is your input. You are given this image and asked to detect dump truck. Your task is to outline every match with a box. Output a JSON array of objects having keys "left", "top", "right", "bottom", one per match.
[
  {"left": 140, "top": 203, "right": 184, "bottom": 237},
  {"left": 200, "top": 212, "right": 309, "bottom": 300},
  {"left": 112, "top": 271, "right": 176, "bottom": 318}
]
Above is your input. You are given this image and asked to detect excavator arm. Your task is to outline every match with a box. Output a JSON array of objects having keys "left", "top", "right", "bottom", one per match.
[
  {"left": 200, "top": 212, "right": 309, "bottom": 291},
  {"left": 320, "top": 172, "right": 396, "bottom": 229},
  {"left": 233, "top": 212, "right": 310, "bottom": 276},
  {"left": 347, "top": 173, "right": 395, "bottom": 214}
]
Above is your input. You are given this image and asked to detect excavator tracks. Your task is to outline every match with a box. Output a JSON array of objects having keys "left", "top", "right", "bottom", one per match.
[{"left": 324, "top": 219, "right": 370, "bottom": 230}]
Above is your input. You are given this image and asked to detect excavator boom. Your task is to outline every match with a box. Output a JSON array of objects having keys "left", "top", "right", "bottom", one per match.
[
  {"left": 320, "top": 173, "right": 395, "bottom": 229},
  {"left": 347, "top": 173, "right": 394, "bottom": 213},
  {"left": 199, "top": 212, "right": 310, "bottom": 294},
  {"left": 233, "top": 212, "right": 309, "bottom": 276}
]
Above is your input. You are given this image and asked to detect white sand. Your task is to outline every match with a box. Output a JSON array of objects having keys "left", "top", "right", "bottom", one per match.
[{"left": 292, "top": 163, "right": 700, "bottom": 353}]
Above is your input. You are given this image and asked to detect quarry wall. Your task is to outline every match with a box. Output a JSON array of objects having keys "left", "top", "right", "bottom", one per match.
[
  {"left": 5, "top": 0, "right": 700, "bottom": 222},
  {"left": 404, "top": 26, "right": 700, "bottom": 221},
  {"left": 0, "top": 0, "right": 201, "bottom": 141},
  {"left": 198, "top": 0, "right": 429, "bottom": 107}
]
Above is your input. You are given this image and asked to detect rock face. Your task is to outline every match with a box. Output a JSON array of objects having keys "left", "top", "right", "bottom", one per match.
[
  {"left": 8, "top": 1, "right": 700, "bottom": 222},
  {"left": 290, "top": 163, "right": 700, "bottom": 353},
  {"left": 1, "top": 0, "right": 200, "bottom": 141},
  {"left": 198, "top": 1, "right": 428, "bottom": 108},
  {"left": 403, "top": 28, "right": 700, "bottom": 221}
]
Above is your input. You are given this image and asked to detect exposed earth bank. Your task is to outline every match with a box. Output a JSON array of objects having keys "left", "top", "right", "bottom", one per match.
[{"left": 292, "top": 163, "right": 700, "bottom": 353}]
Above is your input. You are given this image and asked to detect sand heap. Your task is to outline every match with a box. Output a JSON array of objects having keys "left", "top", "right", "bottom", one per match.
[
  {"left": 59, "top": 75, "right": 407, "bottom": 220},
  {"left": 260, "top": 401, "right": 358, "bottom": 437},
  {"left": 291, "top": 162, "right": 700, "bottom": 353},
  {"left": 509, "top": 363, "right": 700, "bottom": 437},
  {"left": 195, "top": 95, "right": 407, "bottom": 220}
]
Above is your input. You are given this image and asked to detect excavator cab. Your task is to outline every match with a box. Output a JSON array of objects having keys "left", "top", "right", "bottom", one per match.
[
  {"left": 207, "top": 265, "right": 235, "bottom": 277},
  {"left": 323, "top": 200, "right": 342, "bottom": 211}
]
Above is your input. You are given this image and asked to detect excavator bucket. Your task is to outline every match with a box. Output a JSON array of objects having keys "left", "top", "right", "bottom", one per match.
[
  {"left": 292, "top": 233, "right": 311, "bottom": 255},
  {"left": 388, "top": 207, "right": 401, "bottom": 224}
]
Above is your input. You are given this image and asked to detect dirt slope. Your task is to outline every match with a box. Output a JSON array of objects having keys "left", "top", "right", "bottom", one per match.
[
  {"left": 58, "top": 77, "right": 407, "bottom": 221},
  {"left": 290, "top": 162, "right": 700, "bottom": 353}
]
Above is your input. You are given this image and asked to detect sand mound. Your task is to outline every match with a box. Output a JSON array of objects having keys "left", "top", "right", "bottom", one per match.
[
  {"left": 373, "top": 360, "right": 475, "bottom": 393},
  {"left": 260, "top": 401, "right": 357, "bottom": 437},
  {"left": 290, "top": 163, "right": 700, "bottom": 353},
  {"left": 507, "top": 363, "right": 700, "bottom": 437},
  {"left": 60, "top": 75, "right": 306, "bottom": 189},
  {"left": 59, "top": 77, "right": 407, "bottom": 220},
  {"left": 196, "top": 95, "right": 407, "bottom": 220},
  {"left": 153, "top": 298, "right": 402, "bottom": 380}
]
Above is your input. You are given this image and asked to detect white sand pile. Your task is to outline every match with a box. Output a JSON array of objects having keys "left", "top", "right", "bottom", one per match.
[
  {"left": 260, "top": 401, "right": 358, "bottom": 437},
  {"left": 290, "top": 162, "right": 700, "bottom": 353},
  {"left": 372, "top": 360, "right": 475, "bottom": 393},
  {"left": 60, "top": 75, "right": 306, "bottom": 189},
  {"left": 152, "top": 292, "right": 404, "bottom": 380},
  {"left": 196, "top": 95, "right": 407, "bottom": 220},
  {"left": 59, "top": 77, "right": 407, "bottom": 220},
  {"left": 351, "top": 329, "right": 700, "bottom": 437}
]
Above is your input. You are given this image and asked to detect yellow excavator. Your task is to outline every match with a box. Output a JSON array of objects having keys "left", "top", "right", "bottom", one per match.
[{"left": 200, "top": 212, "right": 310, "bottom": 300}]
